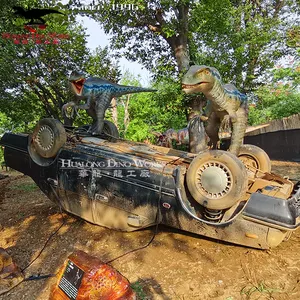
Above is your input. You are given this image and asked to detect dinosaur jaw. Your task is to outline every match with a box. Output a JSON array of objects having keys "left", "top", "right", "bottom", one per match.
[
  {"left": 71, "top": 78, "right": 86, "bottom": 96},
  {"left": 182, "top": 82, "right": 208, "bottom": 94}
]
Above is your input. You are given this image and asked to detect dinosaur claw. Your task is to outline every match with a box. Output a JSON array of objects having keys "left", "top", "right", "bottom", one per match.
[
  {"left": 200, "top": 115, "right": 209, "bottom": 122},
  {"left": 62, "top": 102, "right": 78, "bottom": 119},
  {"left": 75, "top": 107, "right": 81, "bottom": 118}
]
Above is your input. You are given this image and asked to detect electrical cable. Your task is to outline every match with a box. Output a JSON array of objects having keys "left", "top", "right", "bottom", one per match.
[
  {"left": 0, "top": 132, "right": 184, "bottom": 295},
  {"left": 0, "top": 206, "right": 68, "bottom": 296},
  {"left": 21, "top": 211, "right": 66, "bottom": 272},
  {"left": 105, "top": 157, "right": 181, "bottom": 264}
]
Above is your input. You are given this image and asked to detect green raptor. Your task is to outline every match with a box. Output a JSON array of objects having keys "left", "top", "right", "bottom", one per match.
[
  {"left": 182, "top": 65, "right": 248, "bottom": 156},
  {"left": 63, "top": 71, "right": 156, "bottom": 135}
]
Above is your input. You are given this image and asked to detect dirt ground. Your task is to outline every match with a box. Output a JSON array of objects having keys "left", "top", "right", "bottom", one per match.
[{"left": 0, "top": 160, "right": 300, "bottom": 300}]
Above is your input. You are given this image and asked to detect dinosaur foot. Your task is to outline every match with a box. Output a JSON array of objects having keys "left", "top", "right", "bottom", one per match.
[
  {"left": 62, "top": 103, "right": 80, "bottom": 119},
  {"left": 88, "top": 123, "right": 102, "bottom": 136},
  {"left": 228, "top": 147, "right": 240, "bottom": 156},
  {"left": 200, "top": 115, "right": 209, "bottom": 122}
]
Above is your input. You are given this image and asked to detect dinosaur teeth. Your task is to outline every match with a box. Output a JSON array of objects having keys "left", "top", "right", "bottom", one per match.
[{"left": 182, "top": 82, "right": 207, "bottom": 88}]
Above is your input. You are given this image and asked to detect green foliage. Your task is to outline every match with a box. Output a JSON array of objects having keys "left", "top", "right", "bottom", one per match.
[
  {"left": 125, "top": 119, "right": 151, "bottom": 141},
  {"left": 85, "top": 46, "right": 121, "bottom": 81},
  {"left": 84, "top": 0, "right": 299, "bottom": 91},
  {"left": 11, "top": 182, "right": 38, "bottom": 192},
  {"left": 0, "top": 0, "right": 299, "bottom": 142},
  {"left": 110, "top": 71, "right": 187, "bottom": 142},
  {"left": 125, "top": 80, "right": 186, "bottom": 141},
  {"left": 0, "top": 113, "right": 12, "bottom": 134},
  {"left": 0, "top": 0, "right": 88, "bottom": 128},
  {"left": 130, "top": 281, "right": 147, "bottom": 299},
  {"left": 0, "top": 0, "right": 121, "bottom": 131},
  {"left": 82, "top": 0, "right": 186, "bottom": 77},
  {"left": 241, "top": 281, "right": 281, "bottom": 298},
  {"left": 248, "top": 85, "right": 300, "bottom": 125},
  {"left": 191, "top": 0, "right": 299, "bottom": 90}
]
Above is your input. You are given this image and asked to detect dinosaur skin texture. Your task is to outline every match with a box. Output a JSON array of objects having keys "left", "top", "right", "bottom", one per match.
[
  {"left": 154, "top": 117, "right": 209, "bottom": 151},
  {"left": 64, "top": 71, "right": 156, "bottom": 135},
  {"left": 182, "top": 65, "right": 248, "bottom": 156},
  {"left": 155, "top": 128, "right": 190, "bottom": 148}
]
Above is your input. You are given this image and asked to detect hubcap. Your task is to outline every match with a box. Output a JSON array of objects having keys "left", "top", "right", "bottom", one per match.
[
  {"left": 196, "top": 161, "right": 232, "bottom": 198},
  {"left": 36, "top": 125, "right": 54, "bottom": 151}
]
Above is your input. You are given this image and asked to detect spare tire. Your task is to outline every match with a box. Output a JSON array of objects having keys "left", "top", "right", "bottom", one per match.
[
  {"left": 238, "top": 144, "right": 271, "bottom": 174},
  {"left": 186, "top": 150, "right": 248, "bottom": 210},
  {"left": 102, "top": 120, "right": 119, "bottom": 141},
  {"left": 31, "top": 118, "right": 67, "bottom": 158}
]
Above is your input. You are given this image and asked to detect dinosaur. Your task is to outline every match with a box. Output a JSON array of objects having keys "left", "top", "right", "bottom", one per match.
[
  {"left": 13, "top": 6, "right": 64, "bottom": 25},
  {"left": 154, "top": 115, "right": 209, "bottom": 151},
  {"left": 154, "top": 128, "right": 190, "bottom": 148},
  {"left": 64, "top": 71, "right": 156, "bottom": 135},
  {"left": 182, "top": 65, "right": 248, "bottom": 156}
]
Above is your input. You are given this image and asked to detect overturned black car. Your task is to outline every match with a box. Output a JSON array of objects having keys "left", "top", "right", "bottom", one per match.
[{"left": 1, "top": 118, "right": 300, "bottom": 249}]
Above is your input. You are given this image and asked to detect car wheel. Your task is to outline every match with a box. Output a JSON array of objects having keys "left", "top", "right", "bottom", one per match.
[
  {"left": 186, "top": 150, "right": 248, "bottom": 210},
  {"left": 102, "top": 120, "right": 119, "bottom": 141},
  {"left": 238, "top": 144, "right": 271, "bottom": 173},
  {"left": 31, "top": 118, "right": 67, "bottom": 158}
]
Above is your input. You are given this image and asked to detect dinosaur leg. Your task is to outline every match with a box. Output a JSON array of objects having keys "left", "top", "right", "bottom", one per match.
[
  {"left": 167, "top": 138, "right": 173, "bottom": 148},
  {"left": 205, "top": 112, "right": 220, "bottom": 149},
  {"left": 228, "top": 107, "right": 248, "bottom": 156},
  {"left": 91, "top": 110, "right": 105, "bottom": 135},
  {"left": 226, "top": 109, "right": 238, "bottom": 124},
  {"left": 91, "top": 94, "right": 110, "bottom": 135}
]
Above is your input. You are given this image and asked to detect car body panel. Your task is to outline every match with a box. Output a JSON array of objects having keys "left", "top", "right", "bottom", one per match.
[{"left": 1, "top": 132, "right": 300, "bottom": 249}]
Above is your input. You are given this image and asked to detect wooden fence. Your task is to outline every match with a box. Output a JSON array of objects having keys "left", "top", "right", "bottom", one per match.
[{"left": 222, "top": 113, "right": 300, "bottom": 161}]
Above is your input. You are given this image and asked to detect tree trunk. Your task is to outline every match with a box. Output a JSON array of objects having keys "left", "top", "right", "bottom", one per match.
[
  {"left": 123, "top": 95, "right": 130, "bottom": 135},
  {"left": 111, "top": 97, "right": 119, "bottom": 129}
]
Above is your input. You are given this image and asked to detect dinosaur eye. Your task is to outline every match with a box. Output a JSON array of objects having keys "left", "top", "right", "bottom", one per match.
[{"left": 204, "top": 69, "right": 210, "bottom": 75}]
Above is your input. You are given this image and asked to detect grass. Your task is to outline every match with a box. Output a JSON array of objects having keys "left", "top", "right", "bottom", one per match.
[
  {"left": 240, "top": 261, "right": 282, "bottom": 299},
  {"left": 131, "top": 281, "right": 147, "bottom": 299},
  {"left": 241, "top": 281, "right": 281, "bottom": 298},
  {"left": 10, "top": 182, "right": 38, "bottom": 192}
]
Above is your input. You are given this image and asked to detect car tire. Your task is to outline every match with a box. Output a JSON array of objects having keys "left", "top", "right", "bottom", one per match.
[
  {"left": 238, "top": 144, "right": 271, "bottom": 173},
  {"left": 31, "top": 118, "right": 67, "bottom": 158},
  {"left": 186, "top": 150, "right": 248, "bottom": 210},
  {"left": 102, "top": 120, "right": 119, "bottom": 141}
]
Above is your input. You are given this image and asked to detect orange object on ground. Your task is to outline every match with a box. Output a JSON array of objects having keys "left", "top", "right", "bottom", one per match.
[
  {"left": 50, "top": 250, "right": 136, "bottom": 300},
  {"left": 0, "top": 247, "right": 24, "bottom": 294}
]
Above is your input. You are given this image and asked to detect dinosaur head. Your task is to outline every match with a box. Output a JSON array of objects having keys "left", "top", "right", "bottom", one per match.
[
  {"left": 69, "top": 71, "right": 86, "bottom": 96},
  {"left": 182, "top": 65, "right": 221, "bottom": 94}
]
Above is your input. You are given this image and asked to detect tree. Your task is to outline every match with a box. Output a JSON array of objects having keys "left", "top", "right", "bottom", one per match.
[
  {"left": 79, "top": 0, "right": 299, "bottom": 151},
  {"left": 0, "top": 0, "right": 121, "bottom": 130},
  {"left": 85, "top": 46, "right": 121, "bottom": 81},
  {"left": 192, "top": 0, "right": 300, "bottom": 90},
  {"left": 248, "top": 85, "right": 300, "bottom": 125},
  {"left": 110, "top": 71, "right": 186, "bottom": 142}
]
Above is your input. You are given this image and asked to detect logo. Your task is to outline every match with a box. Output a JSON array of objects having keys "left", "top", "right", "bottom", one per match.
[
  {"left": 65, "top": 1, "right": 140, "bottom": 11},
  {"left": 1, "top": 6, "right": 69, "bottom": 45},
  {"left": 59, "top": 158, "right": 165, "bottom": 179}
]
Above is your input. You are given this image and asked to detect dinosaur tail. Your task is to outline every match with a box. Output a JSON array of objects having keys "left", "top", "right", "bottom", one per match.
[
  {"left": 39, "top": 9, "right": 65, "bottom": 15},
  {"left": 114, "top": 86, "right": 157, "bottom": 97}
]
